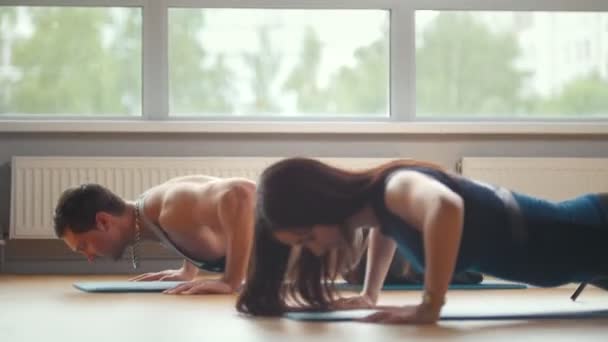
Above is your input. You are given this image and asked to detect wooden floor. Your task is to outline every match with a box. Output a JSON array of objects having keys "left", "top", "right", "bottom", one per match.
[{"left": 1, "top": 275, "right": 608, "bottom": 342}]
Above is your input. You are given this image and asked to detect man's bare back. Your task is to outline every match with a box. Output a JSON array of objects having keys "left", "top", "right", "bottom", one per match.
[
  {"left": 131, "top": 175, "right": 256, "bottom": 294},
  {"left": 140, "top": 177, "right": 248, "bottom": 260}
]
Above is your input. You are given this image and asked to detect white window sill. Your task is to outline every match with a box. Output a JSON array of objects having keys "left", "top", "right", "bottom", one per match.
[{"left": 1, "top": 120, "right": 608, "bottom": 135}]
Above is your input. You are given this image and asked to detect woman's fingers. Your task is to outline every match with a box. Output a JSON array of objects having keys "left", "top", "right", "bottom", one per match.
[
  {"left": 358, "top": 306, "right": 424, "bottom": 325},
  {"left": 332, "top": 296, "right": 374, "bottom": 310},
  {"left": 359, "top": 310, "right": 394, "bottom": 323}
]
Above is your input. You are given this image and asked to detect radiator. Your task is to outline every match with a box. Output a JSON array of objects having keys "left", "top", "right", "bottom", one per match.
[
  {"left": 11, "top": 156, "right": 608, "bottom": 239},
  {"left": 9, "top": 156, "right": 393, "bottom": 239},
  {"left": 459, "top": 157, "right": 608, "bottom": 200}
]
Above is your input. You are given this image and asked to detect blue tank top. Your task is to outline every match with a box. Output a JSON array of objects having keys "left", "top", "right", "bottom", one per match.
[{"left": 371, "top": 166, "right": 608, "bottom": 287}]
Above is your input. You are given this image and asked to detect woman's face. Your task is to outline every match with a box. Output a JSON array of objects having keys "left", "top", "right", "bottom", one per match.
[{"left": 274, "top": 224, "right": 346, "bottom": 256}]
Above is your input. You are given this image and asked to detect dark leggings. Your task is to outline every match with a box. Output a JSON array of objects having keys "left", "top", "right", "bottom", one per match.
[{"left": 597, "top": 193, "right": 608, "bottom": 219}]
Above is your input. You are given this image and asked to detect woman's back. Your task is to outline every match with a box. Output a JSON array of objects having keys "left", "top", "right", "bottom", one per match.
[{"left": 371, "top": 166, "right": 608, "bottom": 287}]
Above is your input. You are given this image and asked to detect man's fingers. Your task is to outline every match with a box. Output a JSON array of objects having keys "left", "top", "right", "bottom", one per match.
[
  {"left": 182, "top": 282, "right": 232, "bottom": 295},
  {"left": 128, "top": 273, "right": 150, "bottom": 281},
  {"left": 163, "top": 282, "right": 193, "bottom": 294},
  {"left": 129, "top": 273, "right": 162, "bottom": 282},
  {"left": 163, "top": 281, "right": 232, "bottom": 295},
  {"left": 182, "top": 284, "right": 210, "bottom": 295},
  {"left": 138, "top": 273, "right": 164, "bottom": 281}
]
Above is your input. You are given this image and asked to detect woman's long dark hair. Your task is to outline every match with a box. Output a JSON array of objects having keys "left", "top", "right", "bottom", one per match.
[{"left": 236, "top": 157, "right": 444, "bottom": 316}]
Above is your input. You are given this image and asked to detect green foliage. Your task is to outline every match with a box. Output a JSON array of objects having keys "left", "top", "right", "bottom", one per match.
[
  {"left": 109, "top": 9, "right": 142, "bottom": 115},
  {"left": 283, "top": 25, "right": 389, "bottom": 116},
  {"left": 416, "top": 12, "right": 528, "bottom": 116},
  {"left": 282, "top": 27, "right": 328, "bottom": 114},
  {"left": 5, "top": 9, "right": 604, "bottom": 118},
  {"left": 242, "top": 25, "right": 281, "bottom": 114},
  {"left": 532, "top": 72, "right": 608, "bottom": 117},
  {"left": 5, "top": 8, "right": 141, "bottom": 115},
  {"left": 0, "top": 7, "right": 18, "bottom": 112},
  {"left": 326, "top": 27, "right": 388, "bottom": 115},
  {"left": 169, "top": 10, "right": 234, "bottom": 115}
]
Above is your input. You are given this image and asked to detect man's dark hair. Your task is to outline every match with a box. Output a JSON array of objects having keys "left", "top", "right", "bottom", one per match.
[{"left": 53, "top": 184, "right": 127, "bottom": 237}]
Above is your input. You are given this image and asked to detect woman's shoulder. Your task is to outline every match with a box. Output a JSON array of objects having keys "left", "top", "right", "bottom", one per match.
[{"left": 383, "top": 164, "right": 453, "bottom": 186}]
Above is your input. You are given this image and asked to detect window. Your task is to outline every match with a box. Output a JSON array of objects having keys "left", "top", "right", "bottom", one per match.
[
  {"left": 0, "top": 6, "right": 142, "bottom": 117},
  {"left": 416, "top": 11, "right": 608, "bottom": 119},
  {"left": 2, "top": 1, "right": 608, "bottom": 125},
  {"left": 168, "top": 9, "right": 388, "bottom": 118}
]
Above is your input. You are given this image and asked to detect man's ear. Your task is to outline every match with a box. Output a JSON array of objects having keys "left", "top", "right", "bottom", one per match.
[{"left": 95, "top": 212, "right": 111, "bottom": 232}]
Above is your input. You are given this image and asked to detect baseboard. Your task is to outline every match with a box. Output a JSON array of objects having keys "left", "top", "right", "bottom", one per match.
[{"left": 2, "top": 258, "right": 183, "bottom": 274}]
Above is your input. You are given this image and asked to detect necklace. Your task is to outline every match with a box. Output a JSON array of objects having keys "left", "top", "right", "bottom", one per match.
[{"left": 131, "top": 203, "right": 141, "bottom": 269}]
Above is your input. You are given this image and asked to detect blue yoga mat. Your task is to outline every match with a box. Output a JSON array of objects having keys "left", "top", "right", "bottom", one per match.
[
  {"left": 335, "top": 282, "right": 527, "bottom": 291},
  {"left": 73, "top": 281, "right": 527, "bottom": 293},
  {"left": 286, "top": 308, "right": 608, "bottom": 321},
  {"left": 73, "top": 281, "right": 185, "bottom": 293}
]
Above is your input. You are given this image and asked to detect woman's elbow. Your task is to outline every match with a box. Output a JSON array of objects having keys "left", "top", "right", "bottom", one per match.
[{"left": 437, "top": 194, "right": 464, "bottom": 225}]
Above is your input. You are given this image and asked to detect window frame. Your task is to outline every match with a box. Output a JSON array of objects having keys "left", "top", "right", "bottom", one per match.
[{"left": 1, "top": 0, "right": 608, "bottom": 135}]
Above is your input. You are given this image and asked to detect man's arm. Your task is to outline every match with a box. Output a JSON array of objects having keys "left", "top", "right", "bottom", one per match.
[
  {"left": 156, "top": 180, "right": 255, "bottom": 294},
  {"left": 217, "top": 182, "right": 256, "bottom": 291},
  {"left": 181, "top": 260, "right": 199, "bottom": 278}
]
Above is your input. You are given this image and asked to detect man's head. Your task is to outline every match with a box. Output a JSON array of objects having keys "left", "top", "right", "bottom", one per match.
[{"left": 54, "top": 184, "right": 131, "bottom": 262}]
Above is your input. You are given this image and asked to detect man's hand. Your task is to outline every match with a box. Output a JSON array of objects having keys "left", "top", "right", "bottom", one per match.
[
  {"left": 129, "top": 268, "right": 196, "bottom": 282},
  {"left": 162, "top": 279, "right": 235, "bottom": 295}
]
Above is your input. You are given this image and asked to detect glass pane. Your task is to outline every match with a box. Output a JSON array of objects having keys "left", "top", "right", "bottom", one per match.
[
  {"left": 0, "top": 7, "right": 142, "bottom": 116},
  {"left": 416, "top": 11, "right": 608, "bottom": 119},
  {"left": 169, "top": 9, "right": 389, "bottom": 117}
]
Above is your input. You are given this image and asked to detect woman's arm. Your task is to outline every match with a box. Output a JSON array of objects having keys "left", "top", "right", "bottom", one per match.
[
  {"left": 329, "top": 226, "right": 396, "bottom": 310},
  {"left": 384, "top": 170, "right": 464, "bottom": 317},
  {"left": 361, "top": 227, "right": 397, "bottom": 303}
]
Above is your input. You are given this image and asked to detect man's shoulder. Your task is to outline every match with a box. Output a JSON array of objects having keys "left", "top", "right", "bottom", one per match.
[
  {"left": 158, "top": 177, "right": 255, "bottom": 208},
  {"left": 161, "top": 183, "right": 201, "bottom": 206},
  {"left": 221, "top": 178, "right": 256, "bottom": 193},
  {"left": 219, "top": 179, "right": 256, "bottom": 203},
  {"left": 164, "top": 174, "right": 219, "bottom": 185},
  {"left": 156, "top": 187, "right": 202, "bottom": 231},
  {"left": 157, "top": 180, "right": 221, "bottom": 216}
]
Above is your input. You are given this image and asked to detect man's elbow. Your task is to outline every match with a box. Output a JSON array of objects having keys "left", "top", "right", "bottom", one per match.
[{"left": 231, "top": 182, "right": 256, "bottom": 207}]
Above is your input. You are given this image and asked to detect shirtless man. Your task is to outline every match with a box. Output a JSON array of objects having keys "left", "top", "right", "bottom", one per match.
[{"left": 53, "top": 175, "right": 255, "bottom": 295}]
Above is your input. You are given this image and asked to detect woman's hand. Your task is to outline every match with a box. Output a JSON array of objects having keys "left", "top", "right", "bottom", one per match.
[
  {"left": 359, "top": 303, "right": 441, "bottom": 324},
  {"left": 330, "top": 294, "right": 375, "bottom": 310},
  {"left": 163, "top": 279, "right": 234, "bottom": 295}
]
